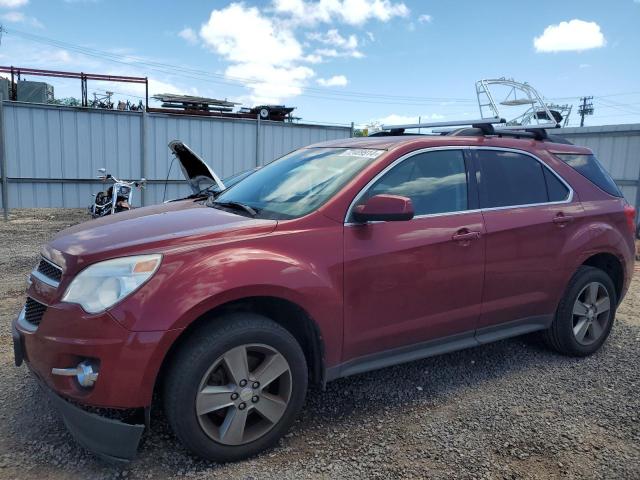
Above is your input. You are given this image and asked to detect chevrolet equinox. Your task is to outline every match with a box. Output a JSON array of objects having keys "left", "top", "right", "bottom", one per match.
[{"left": 13, "top": 126, "right": 635, "bottom": 463}]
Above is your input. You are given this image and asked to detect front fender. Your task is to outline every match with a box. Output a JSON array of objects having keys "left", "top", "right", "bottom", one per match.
[{"left": 109, "top": 236, "right": 344, "bottom": 366}]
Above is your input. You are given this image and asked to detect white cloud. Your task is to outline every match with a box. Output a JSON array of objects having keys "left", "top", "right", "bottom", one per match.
[
  {"left": 178, "top": 27, "right": 198, "bottom": 45},
  {"left": 534, "top": 19, "right": 605, "bottom": 53},
  {"left": 273, "top": 0, "right": 409, "bottom": 26},
  {"left": 307, "top": 29, "right": 363, "bottom": 58},
  {"left": 317, "top": 75, "right": 348, "bottom": 87},
  {"left": 0, "top": 11, "right": 42, "bottom": 28},
  {"left": 193, "top": 1, "right": 408, "bottom": 103},
  {"left": 315, "top": 48, "right": 339, "bottom": 57},
  {"left": 418, "top": 14, "right": 431, "bottom": 23},
  {"left": 49, "top": 50, "right": 74, "bottom": 64},
  {"left": 201, "top": 4, "right": 303, "bottom": 66},
  {"left": 0, "top": 0, "right": 28, "bottom": 7},
  {"left": 199, "top": 3, "right": 313, "bottom": 104},
  {"left": 303, "top": 53, "right": 323, "bottom": 63}
]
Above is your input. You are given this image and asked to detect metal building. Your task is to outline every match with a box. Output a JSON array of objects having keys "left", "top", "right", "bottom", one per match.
[{"left": 553, "top": 124, "right": 640, "bottom": 210}]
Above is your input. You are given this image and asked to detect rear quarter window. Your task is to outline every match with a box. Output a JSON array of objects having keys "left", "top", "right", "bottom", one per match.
[{"left": 554, "top": 153, "right": 623, "bottom": 198}]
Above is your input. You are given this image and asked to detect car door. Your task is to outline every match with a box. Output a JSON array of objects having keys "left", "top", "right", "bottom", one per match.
[
  {"left": 342, "top": 148, "right": 486, "bottom": 361},
  {"left": 473, "top": 147, "right": 584, "bottom": 337}
]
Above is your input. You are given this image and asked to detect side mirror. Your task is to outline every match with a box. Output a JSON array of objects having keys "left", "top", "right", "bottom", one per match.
[
  {"left": 352, "top": 194, "right": 414, "bottom": 223},
  {"left": 98, "top": 168, "right": 107, "bottom": 174}
]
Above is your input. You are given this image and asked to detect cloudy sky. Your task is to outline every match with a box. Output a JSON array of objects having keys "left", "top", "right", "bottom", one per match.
[{"left": 0, "top": 0, "right": 638, "bottom": 127}]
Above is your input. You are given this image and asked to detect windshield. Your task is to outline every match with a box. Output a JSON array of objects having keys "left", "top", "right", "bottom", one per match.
[{"left": 214, "top": 148, "right": 383, "bottom": 219}]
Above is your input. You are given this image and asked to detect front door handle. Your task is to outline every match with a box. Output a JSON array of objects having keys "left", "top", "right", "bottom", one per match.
[
  {"left": 451, "top": 230, "right": 481, "bottom": 242},
  {"left": 553, "top": 213, "right": 574, "bottom": 226}
]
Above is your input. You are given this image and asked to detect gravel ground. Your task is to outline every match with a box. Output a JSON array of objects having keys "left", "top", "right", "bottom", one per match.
[{"left": 1, "top": 209, "right": 639, "bottom": 480}]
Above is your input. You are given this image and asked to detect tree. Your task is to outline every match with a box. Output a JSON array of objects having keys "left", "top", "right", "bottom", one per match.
[{"left": 50, "top": 97, "right": 82, "bottom": 107}]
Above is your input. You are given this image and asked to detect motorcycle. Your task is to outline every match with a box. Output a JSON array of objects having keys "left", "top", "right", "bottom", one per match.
[{"left": 89, "top": 168, "right": 146, "bottom": 218}]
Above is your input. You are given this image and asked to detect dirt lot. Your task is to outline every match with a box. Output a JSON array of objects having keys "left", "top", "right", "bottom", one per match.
[{"left": 0, "top": 209, "right": 639, "bottom": 479}]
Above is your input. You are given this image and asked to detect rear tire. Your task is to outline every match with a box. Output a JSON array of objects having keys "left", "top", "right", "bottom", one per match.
[
  {"left": 544, "top": 266, "right": 617, "bottom": 356},
  {"left": 163, "top": 313, "right": 308, "bottom": 462}
]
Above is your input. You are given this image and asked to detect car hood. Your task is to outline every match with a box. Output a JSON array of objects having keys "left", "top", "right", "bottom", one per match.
[
  {"left": 43, "top": 200, "right": 277, "bottom": 272},
  {"left": 169, "top": 140, "right": 225, "bottom": 195}
]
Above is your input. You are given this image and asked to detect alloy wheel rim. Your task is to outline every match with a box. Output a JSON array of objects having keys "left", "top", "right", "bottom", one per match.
[
  {"left": 572, "top": 282, "right": 611, "bottom": 346},
  {"left": 196, "top": 344, "right": 292, "bottom": 446}
]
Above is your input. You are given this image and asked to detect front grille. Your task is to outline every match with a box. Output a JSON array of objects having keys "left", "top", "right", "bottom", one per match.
[
  {"left": 36, "top": 257, "right": 63, "bottom": 283},
  {"left": 24, "top": 297, "right": 47, "bottom": 327}
]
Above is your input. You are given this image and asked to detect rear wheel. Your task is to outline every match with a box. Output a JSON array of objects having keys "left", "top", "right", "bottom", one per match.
[
  {"left": 544, "top": 266, "right": 616, "bottom": 356},
  {"left": 164, "top": 313, "right": 308, "bottom": 462}
]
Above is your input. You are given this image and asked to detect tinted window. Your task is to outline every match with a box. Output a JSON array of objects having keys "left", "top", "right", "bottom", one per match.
[
  {"left": 358, "top": 150, "right": 468, "bottom": 217},
  {"left": 555, "top": 153, "right": 622, "bottom": 197},
  {"left": 543, "top": 168, "right": 570, "bottom": 202},
  {"left": 478, "top": 150, "right": 548, "bottom": 208}
]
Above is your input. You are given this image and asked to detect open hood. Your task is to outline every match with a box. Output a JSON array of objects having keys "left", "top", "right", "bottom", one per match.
[{"left": 169, "top": 140, "right": 225, "bottom": 195}]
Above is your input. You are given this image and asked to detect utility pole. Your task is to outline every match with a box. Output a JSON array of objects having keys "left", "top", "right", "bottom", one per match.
[{"left": 578, "top": 96, "right": 594, "bottom": 127}]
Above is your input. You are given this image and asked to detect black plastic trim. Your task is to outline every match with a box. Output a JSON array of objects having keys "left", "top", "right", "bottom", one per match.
[
  {"left": 12, "top": 321, "right": 24, "bottom": 367},
  {"left": 326, "top": 316, "right": 553, "bottom": 382},
  {"left": 40, "top": 383, "right": 145, "bottom": 464}
]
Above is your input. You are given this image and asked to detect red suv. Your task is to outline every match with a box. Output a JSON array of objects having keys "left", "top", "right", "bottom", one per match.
[{"left": 12, "top": 126, "right": 635, "bottom": 463}]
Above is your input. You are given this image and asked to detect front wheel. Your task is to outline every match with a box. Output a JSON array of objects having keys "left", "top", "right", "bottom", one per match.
[
  {"left": 544, "top": 266, "right": 617, "bottom": 356},
  {"left": 163, "top": 313, "right": 308, "bottom": 462}
]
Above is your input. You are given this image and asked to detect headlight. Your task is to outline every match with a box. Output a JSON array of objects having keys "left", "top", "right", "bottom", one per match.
[{"left": 62, "top": 254, "right": 161, "bottom": 313}]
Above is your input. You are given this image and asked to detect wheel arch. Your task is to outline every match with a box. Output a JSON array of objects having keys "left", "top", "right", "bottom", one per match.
[
  {"left": 154, "top": 295, "right": 327, "bottom": 400},
  {"left": 581, "top": 252, "right": 624, "bottom": 303}
]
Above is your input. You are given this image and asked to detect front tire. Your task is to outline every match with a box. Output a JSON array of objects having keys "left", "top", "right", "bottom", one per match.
[
  {"left": 544, "top": 266, "right": 617, "bottom": 356},
  {"left": 163, "top": 313, "right": 308, "bottom": 462}
]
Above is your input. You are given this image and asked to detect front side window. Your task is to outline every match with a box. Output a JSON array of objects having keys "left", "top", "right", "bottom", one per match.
[
  {"left": 353, "top": 149, "right": 468, "bottom": 218},
  {"left": 214, "top": 148, "right": 382, "bottom": 219},
  {"left": 477, "top": 150, "right": 568, "bottom": 208}
]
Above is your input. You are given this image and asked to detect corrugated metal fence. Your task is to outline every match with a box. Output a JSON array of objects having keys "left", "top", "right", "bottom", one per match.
[
  {"left": 553, "top": 124, "right": 640, "bottom": 210},
  {"left": 0, "top": 101, "right": 351, "bottom": 211},
  {"left": 0, "top": 102, "right": 638, "bottom": 214}
]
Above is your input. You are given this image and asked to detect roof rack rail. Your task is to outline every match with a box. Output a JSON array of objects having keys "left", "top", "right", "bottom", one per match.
[
  {"left": 376, "top": 117, "right": 563, "bottom": 142},
  {"left": 379, "top": 117, "right": 505, "bottom": 131}
]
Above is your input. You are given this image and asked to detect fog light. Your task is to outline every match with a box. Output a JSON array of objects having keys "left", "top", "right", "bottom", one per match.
[{"left": 51, "top": 361, "right": 99, "bottom": 388}]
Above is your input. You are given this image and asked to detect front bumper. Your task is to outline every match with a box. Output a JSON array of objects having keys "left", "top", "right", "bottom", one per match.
[
  {"left": 41, "top": 379, "right": 145, "bottom": 463},
  {"left": 13, "top": 299, "right": 180, "bottom": 408},
  {"left": 12, "top": 293, "right": 182, "bottom": 462},
  {"left": 11, "top": 314, "right": 145, "bottom": 463},
  {"left": 13, "top": 321, "right": 145, "bottom": 463}
]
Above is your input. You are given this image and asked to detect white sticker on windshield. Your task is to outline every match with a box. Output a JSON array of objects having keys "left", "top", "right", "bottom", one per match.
[{"left": 339, "top": 149, "right": 383, "bottom": 159}]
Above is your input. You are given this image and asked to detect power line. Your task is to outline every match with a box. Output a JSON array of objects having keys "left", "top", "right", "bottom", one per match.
[
  {"left": 5, "top": 26, "right": 640, "bottom": 124},
  {"left": 4, "top": 27, "right": 477, "bottom": 105},
  {"left": 594, "top": 98, "right": 640, "bottom": 116}
]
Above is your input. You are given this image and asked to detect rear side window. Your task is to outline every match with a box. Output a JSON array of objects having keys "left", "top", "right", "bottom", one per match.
[
  {"left": 543, "top": 168, "right": 570, "bottom": 202},
  {"left": 477, "top": 150, "right": 548, "bottom": 208},
  {"left": 554, "top": 153, "right": 622, "bottom": 197}
]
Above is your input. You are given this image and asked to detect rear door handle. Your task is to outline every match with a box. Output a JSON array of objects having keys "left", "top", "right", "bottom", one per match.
[
  {"left": 451, "top": 230, "right": 481, "bottom": 242},
  {"left": 553, "top": 213, "right": 574, "bottom": 226}
]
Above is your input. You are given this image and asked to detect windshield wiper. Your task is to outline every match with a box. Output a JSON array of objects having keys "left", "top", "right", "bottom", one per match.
[
  {"left": 170, "top": 185, "right": 221, "bottom": 202},
  {"left": 210, "top": 200, "right": 259, "bottom": 217}
]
